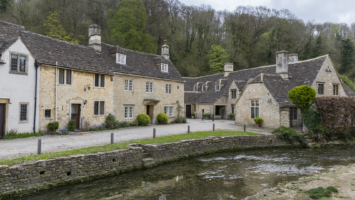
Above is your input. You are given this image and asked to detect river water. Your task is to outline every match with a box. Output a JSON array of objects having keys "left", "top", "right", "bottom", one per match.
[{"left": 22, "top": 146, "right": 355, "bottom": 200}]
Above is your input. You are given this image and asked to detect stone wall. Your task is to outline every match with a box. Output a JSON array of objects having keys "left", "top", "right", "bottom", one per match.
[{"left": 0, "top": 135, "right": 294, "bottom": 195}]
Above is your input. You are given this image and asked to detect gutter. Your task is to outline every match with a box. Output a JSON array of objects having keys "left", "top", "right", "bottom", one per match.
[
  {"left": 33, "top": 62, "right": 39, "bottom": 133},
  {"left": 113, "top": 72, "right": 185, "bottom": 83}
]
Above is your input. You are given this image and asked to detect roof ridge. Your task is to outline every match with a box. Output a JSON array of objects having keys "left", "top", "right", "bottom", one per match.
[
  {"left": 0, "top": 20, "right": 25, "bottom": 29},
  {"left": 102, "top": 43, "right": 163, "bottom": 58},
  {"left": 288, "top": 54, "right": 328, "bottom": 65}
]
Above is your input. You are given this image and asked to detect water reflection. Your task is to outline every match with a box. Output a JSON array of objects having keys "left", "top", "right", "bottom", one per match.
[{"left": 22, "top": 146, "right": 355, "bottom": 200}]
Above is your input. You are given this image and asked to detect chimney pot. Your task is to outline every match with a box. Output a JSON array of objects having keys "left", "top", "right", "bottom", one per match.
[
  {"left": 276, "top": 50, "right": 288, "bottom": 79},
  {"left": 88, "top": 24, "right": 101, "bottom": 53}
]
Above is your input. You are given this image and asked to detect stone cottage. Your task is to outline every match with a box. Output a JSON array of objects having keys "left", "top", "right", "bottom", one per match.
[
  {"left": 183, "top": 51, "right": 355, "bottom": 128},
  {"left": 0, "top": 20, "right": 184, "bottom": 132}
]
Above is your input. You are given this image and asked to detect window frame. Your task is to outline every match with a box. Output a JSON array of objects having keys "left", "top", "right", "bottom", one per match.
[
  {"left": 250, "top": 100, "right": 259, "bottom": 119},
  {"left": 215, "top": 83, "right": 220, "bottom": 91},
  {"left": 45, "top": 109, "right": 51, "bottom": 119},
  {"left": 124, "top": 106, "right": 134, "bottom": 119},
  {"left": 125, "top": 79, "right": 133, "bottom": 91},
  {"left": 231, "top": 89, "right": 237, "bottom": 99},
  {"left": 290, "top": 107, "right": 297, "bottom": 120},
  {"left": 94, "top": 74, "right": 105, "bottom": 88},
  {"left": 333, "top": 84, "right": 339, "bottom": 96},
  {"left": 94, "top": 101, "right": 105, "bottom": 116},
  {"left": 58, "top": 69, "right": 72, "bottom": 85},
  {"left": 194, "top": 85, "right": 198, "bottom": 91},
  {"left": 164, "top": 106, "right": 173, "bottom": 117},
  {"left": 318, "top": 83, "right": 324, "bottom": 95},
  {"left": 202, "top": 85, "right": 207, "bottom": 92},
  {"left": 231, "top": 105, "right": 235, "bottom": 114},
  {"left": 146, "top": 82, "right": 153, "bottom": 93},
  {"left": 166, "top": 84, "right": 172, "bottom": 94},
  {"left": 19, "top": 103, "right": 29, "bottom": 123},
  {"left": 9, "top": 53, "right": 28, "bottom": 75},
  {"left": 116, "top": 53, "right": 126, "bottom": 65},
  {"left": 161, "top": 63, "right": 168, "bottom": 73}
]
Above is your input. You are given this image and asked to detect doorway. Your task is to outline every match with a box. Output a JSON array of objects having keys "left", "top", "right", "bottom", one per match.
[
  {"left": 0, "top": 104, "right": 5, "bottom": 139},
  {"left": 186, "top": 105, "right": 191, "bottom": 118},
  {"left": 71, "top": 104, "right": 81, "bottom": 129},
  {"left": 146, "top": 105, "right": 154, "bottom": 124}
]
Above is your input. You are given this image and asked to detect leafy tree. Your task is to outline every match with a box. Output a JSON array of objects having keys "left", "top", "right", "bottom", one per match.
[
  {"left": 302, "top": 38, "right": 313, "bottom": 60},
  {"left": 339, "top": 39, "right": 354, "bottom": 75},
  {"left": 288, "top": 85, "right": 316, "bottom": 110},
  {"left": 207, "top": 45, "right": 230, "bottom": 74},
  {"left": 44, "top": 12, "right": 82, "bottom": 44},
  {"left": 312, "top": 35, "right": 322, "bottom": 57},
  {"left": 107, "top": 0, "right": 156, "bottom": 53},
  {"left": 0, "top": 0, "right": 11, "bottom": 13}
]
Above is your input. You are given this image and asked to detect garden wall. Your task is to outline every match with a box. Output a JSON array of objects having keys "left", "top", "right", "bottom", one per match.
[{"left": 0, "top": 135, "right": 294, "bottom": 196}]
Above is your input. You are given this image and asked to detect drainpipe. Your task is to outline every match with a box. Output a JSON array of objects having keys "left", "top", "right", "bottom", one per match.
[
  {"left": 33, "top": 62, "right": 39, "bottom": 133},
  {"left": 55, "top": 62, "right": 58, "bottom": 121}
]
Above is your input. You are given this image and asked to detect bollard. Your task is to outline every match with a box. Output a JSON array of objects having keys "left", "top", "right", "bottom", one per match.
[
  {"left": 38, "top": 139, "right": 41, "bottom": 155},
  {"left": 111, "top": 133, "right": 114, "bottom": 144},
  {"left": 153, "top": 128, "right": 156, "bottom": 138},
  {"left": 188, "top": 125, "right": 190, "bottom": 133},
  {"left": 213, "top": 123, "right": 215, "bottom": 131},
  {"left": 244, "top": 124, "right": 246, "bottom": 132}
]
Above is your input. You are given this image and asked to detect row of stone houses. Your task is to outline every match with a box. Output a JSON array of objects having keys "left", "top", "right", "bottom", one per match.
[
  {"left": 0, "top": 21, "right": 184, "bottom": 138},
  {"left": 183, "top": 51, "right": 355, "bottom": 129}
]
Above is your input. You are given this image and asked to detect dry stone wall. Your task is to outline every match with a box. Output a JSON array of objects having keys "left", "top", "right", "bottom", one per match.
[{"left": 0, "top": 135, "right": 294, "bottom": 195}]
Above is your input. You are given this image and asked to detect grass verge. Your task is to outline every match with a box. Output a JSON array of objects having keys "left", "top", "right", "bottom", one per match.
[
  {"left": 3, "top": 132, "right": 43, "bottom": 139},
  {"left": 0, "top": 130, "right": 259, "bottom": 166}
]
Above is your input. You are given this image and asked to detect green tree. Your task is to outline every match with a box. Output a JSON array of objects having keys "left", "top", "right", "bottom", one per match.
[
  {"left": 339, "top": 39, "right": 355, "bottom": 75},
  {"left": 312, "top": 35, "right": 322, "bottom": 57},
  {"left": 107, "top": 0, "right": 156, "bottom": 53},
  {"left": 0, "top": 0, "right": 11, "bottom": 13},
  {"left": 302, "top": 38, "right": 313, "bottom": 60},
  {"left": 207, "top": 45, "right": 230, "bottom": 74},
  {"left": 44, "top": 12, "right": 82, "bottom": 44},
  {"left": 288, "top": 85, "right": 316, "bottom": 110}
]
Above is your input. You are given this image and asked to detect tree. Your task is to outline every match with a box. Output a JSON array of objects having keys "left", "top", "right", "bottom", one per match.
[
  {"left": 0, "top": 0, "right": 11, "bottom": 13},
  {"left": 288, "top": 85, "right": 316, "bottom": 110},
  {"left": 339, "top": 39, "right": 354, "bottom": 75},
  {"left": 207, "top": 45, "right": 230, "bottom": 74},
  {"left": 312, "top": 35, "right": 322, "bottom": 57},
  {"left": 107, "top": 0, "right": 156, "bottom": 53},
  {"left": 44, "top": 12, "right": 82, "bottom": 44}
]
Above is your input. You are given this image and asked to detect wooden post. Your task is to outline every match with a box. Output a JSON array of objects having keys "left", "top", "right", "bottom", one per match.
[
  {"left": 153, "top": 128, "right": 156, "bottom": 138},
  {"left": 244, "top": 124, "right": 246, "bottom": 132},
  {"left": 213, "top": 123, "right": 215, "bottom": 131},
  {"left": 188, "top": 125, "right": 190, "bottom": 133},
  {"left": 37, "top": 139, "right": 41, "bottom": 155},
  {"left": 111, "top": 133, "right": 114, "bottom": 144}
]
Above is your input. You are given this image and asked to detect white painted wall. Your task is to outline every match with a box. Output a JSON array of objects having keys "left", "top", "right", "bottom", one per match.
[{"left": 0, "top": 39, "right": 40, "bottom": 133}]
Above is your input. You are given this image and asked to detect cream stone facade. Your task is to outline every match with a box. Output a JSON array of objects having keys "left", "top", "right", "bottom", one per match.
[{"left": 113, "top": 74, "right": 184, "bottom": 123}]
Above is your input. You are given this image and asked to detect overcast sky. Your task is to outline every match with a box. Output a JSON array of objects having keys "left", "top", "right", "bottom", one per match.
[{"left": 179, "top": 0, "right": 355, "bottom": 25}]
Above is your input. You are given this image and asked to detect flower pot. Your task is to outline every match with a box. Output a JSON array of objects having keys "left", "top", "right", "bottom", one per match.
[
  {"left": 255, "top": 123, "right": 261, "bottom": 127},
  {"left": 191, "top": 116, "right": 195, "bottom": 119}
]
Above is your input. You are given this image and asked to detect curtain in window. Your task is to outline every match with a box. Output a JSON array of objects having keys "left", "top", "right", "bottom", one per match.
[
  {"left": 20, "top": 56, "right": 26, "bottom": 72},
  {"left": 66, "top": 70, "right": 71, "bottom": 84},
  {"left": 11, "top": 55, "right": 18, "bottom": 71},
  {"left": 59, "top": 69, "right": 65, "bottom": 84}
]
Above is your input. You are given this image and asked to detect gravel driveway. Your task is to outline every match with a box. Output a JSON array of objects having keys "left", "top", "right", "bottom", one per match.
[{"left": 0, "top": 119, "right": 272, "bottom": 160}]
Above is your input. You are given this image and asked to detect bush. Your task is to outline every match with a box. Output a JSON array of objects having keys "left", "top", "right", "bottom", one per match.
[
  {"left": 288, "top": 85, "right": 316, "bottom": 110},
  {"left": 191, "top": 113, "right": 195, "bottom": 117},
  {"left": 175, "top": 116, "right": 187, "bottom": 123},
  {"left": 118, "top": 121, "right": 130, "bottom": 128},
  {"left": 48, "top": 121, "right": 59, "bottom": 131},
  {"left": 203, "top": 113, "right": 211, "bottom": 119},
  {"left": 254, "top": 117, "right": 263, "bottom": 124},
  {"left": 137, "top": 114, "right": 150, "bottom": 126},
  {"left": 157, "top": 113, "right": 168, "bottom": 124},
  {"left": 305, "top": 186, "right": 338, "bottom": 199},
  {"left": 68, "top": 120, "right": 76, "bottom": 131},
  {"left": 114, "top": 120, "right": 120, "bottom": 128},
  {"left": 105, "top": 113, "right": 116, "bottom": 129},
  {"left": 227, "top": 113, "right": 235, "bottom": 119},
  {"left": 272, "top": 126, "right": 307, "bottom": 147}
]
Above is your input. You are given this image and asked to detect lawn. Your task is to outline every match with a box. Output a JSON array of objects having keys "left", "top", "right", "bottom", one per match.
[
  {"left": 0, "top": 130, "right": 259, "bottom": 166},
  {"left": 3, "top": 132, "right": 43, "bottom": 139}
]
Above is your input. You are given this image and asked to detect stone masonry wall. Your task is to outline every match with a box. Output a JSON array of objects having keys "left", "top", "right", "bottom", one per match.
[{"left": 0, "top": 135, "right": 294, "bottom": 195}]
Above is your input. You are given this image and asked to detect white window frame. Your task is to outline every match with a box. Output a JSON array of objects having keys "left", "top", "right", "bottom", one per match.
[
  {"left": 161, "top": 63, "right": 168, "bottom": 73},
  {"left": 194, "top": 85, "right": 198, "bottom": 91},
  {"left": 116, "top": 53, "right": 126, "bottom": 65},
  {"left": 125, "top": 80, "right": 133, "bottom": 91},
  {"left": 202, "top": 85, "right": 207, "bottom": 92},
  {"left": 125, "top": 106, "right": 134, "bottom": 119},
  {"left": 251, "top": 100, "right": 259, "bottom": 119},
  {"left": 166, "top": 84, "right": 172, "bottom": 94},
  {"left": 10, "top": 53, "right": 28, "bottom": 74},
  {"left": 146, "top": 82, "right": 153, "bottom": 93},
  {"left": 215, "top": 83, "right": 220, "bottom": 91},
  {"left": 164, "top": 106, "right": 173, "bottom": 117}
]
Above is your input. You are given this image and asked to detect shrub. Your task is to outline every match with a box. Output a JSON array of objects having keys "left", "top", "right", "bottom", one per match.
[
  {"left": 157, "top": 113, "right": 168, "bottom": 124},
  {"left": 48, "top": 121, "right": 59, "bottom": 131},
  {"left": 272, "top": 126, "right": 307, "bottom": 147},
  {"left": 339, "top": 74, "right": 355, "bottom": 92},
  {"left": 288, "top": 85, "right": 316, "bottom": 110},
  {"left": 203, "top": 113, "right": 211, "bottom": 119},
  {"left": 254, "top": 117, "right": 263, "bottom": 124},
  {"left": 114, "top": 120, "right": 120, "bottom": 128},
  {"left": 119, "top": 121, "right": 130, "bottom": 128},
  {"left": 130, "top": 121, "right": 139, "bottom": 126},
  {"left": 105, "top": 113, "right": 116, "bottom": 129},
  {"left": 191, "top": 113, "right": 195, "bottom": 117},
  {"left": 175, "top": 116, "right": 187, "bottom": 123},
  {"left": 227, "top": 113, "right": 235, "bottom": 119},
  {"left": 68, "top": 120, "right": 76, "bottom": 131},
  {"left": 137, "top": 114, "right": 150, "bottom": 126},
  {"left": 305, "top": 186, "right": 338, "bottom": 199}
]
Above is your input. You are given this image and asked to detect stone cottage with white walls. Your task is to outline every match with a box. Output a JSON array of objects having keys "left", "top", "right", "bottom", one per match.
[
  {"left": 0, "top": 21, "right": 40, "bottom": 138},
  {"left": 183, "top": 51, "right": 355, "bottom": 128}
]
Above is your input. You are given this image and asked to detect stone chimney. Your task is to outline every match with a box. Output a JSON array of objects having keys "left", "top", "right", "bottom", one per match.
[
  {"left": 288, "top": 54, "right": 298, "bottom": 63},
  {"left": 161, "top": 40, "right": 169, "bottom": 60},
  {"left": 88, "top": 24, "right": 101, "bottom": 53},
  {"left": 224, "top": 63, "right": 233, "bottom": 77},
  {"left": 276, "top": 50, "right": 288, "bottom": 79}
]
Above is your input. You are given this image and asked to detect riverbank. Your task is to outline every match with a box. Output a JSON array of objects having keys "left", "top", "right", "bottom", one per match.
[{"left": 248, "top": 164, "right": 355, "bottom": 200}]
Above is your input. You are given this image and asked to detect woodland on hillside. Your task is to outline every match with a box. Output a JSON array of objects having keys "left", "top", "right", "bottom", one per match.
[{"left": 1, "top": 0, "right": 355, "bottom": 85}]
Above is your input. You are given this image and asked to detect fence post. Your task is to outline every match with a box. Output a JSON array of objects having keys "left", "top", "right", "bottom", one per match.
[
  {"left": 188, "top": 125, "right": 190, "bottom": 133},
  {"left": 153, "top": 128, "right": 156, "bottom": 138},
  {"left": 37, "top": 139, "right": 41, "bottom": 155},
  {"left": 213, "top": 123, "right": 215, "bottom": 131},
  {"left": 244, "top": 124, "right": 246, "bottom": 132},
  {"left": 111, "top": 133, "right": 114, "bottom": 144}
]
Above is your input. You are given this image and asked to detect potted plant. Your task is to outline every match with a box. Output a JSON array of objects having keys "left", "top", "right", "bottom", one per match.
[
  {"left": 203, "top": 113, "right": 212, "bottom": 119},
  {"left": 191, "top": 113, "right": 195, "bottom": 119},
  {"left": 254, "top": 117, "right": 263, "bottom": 127},
  {"left": 227, "top": 113, "right": 235, "bottom": 120}
]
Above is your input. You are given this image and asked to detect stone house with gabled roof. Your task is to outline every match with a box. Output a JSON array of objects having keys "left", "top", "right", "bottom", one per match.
[
  {"left": 183, "top": 51, "right": 355, "bottom": 128},
  {"left": 0, "top": 20, "right": 184, "bottom": 133}
]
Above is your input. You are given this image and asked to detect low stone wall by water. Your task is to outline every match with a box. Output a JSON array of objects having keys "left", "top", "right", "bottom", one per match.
[{"left": 0, "top": 135, "right": 295, "bottom": 196}]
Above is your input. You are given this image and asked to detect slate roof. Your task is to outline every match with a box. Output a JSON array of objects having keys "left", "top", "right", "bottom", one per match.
[{"left": 0, "top": 20, "right": 183, "bottom": 81}]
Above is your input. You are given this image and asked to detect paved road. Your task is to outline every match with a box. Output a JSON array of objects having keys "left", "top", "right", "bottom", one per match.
[{"left": 0, "top": 119, "right": 272, "bottom": 160}]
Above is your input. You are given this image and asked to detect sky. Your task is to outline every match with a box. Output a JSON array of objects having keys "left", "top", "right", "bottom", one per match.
[{"left": 179, "top": 0, "right": 355, "bottom": 25}]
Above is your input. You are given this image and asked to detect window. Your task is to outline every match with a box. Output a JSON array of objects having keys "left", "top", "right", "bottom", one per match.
[
  {"left": 125, "top": 107, "right": 133, "bottom": 119},
  {"left": 95, "top": 74, "right": 99, "bottom": 87},
  {"left": 251, "top": 100, "right": 259, "bottom": 119},
  {"left": 164, "top": 106, "right": 173, "bottom": 117},
  {"left": 45, "top": 110, "right": 51, "bottom": 118},
  {"left": 101, "top": 74, "right": 105, "bottom": 87},
  {"left": 194, "top": 85, "right": 198, "bottom": 91},
  {"left": 290, "top": 107, "right": 297, "bottom": 120},
  {"left": 202, "top": 85, "right": 207, "bottom": 92},
  {"left": 116, "top": 53, "right": 126, "bottom": 65},
  {"left": 10, "top": 54, "right": 27, "bottom": 73},
  {"left": 161, "top": 63, "right": 168, "bottom": 72},
  {"left": 232, "top": 105, "right": 235, "bottom": 114},
  {"left": 146, "top": 82, "right": 153, "bottom": 93},
  {"left": 94, "top": 101, "right": 105, "bottom": 115},
  {"left": 333, "top": 84, "right": 339, "bottom": 96},
  {"left": 20, "top": 104, "right": 27, "bottom": 121},
  {"left": 66, "top": 70, "right": 71, "bottom": 84},
  {"left": 215, "top": 83, "right": 220, "bottom": 91},
  {"left": 166, "top": 84, "right": 172, "bottom": 94},
  {"left": 231, "top": 90, "right": 237, "bottom": 99},
  {"left": 318, "top": 84, "right": 324, "bottom": 95},
  {"left": 58, "top": 69, "right": 71, "bottom": 85},
  {"left": 59, "top": 69, "right": 65, "bottom": 84},
  {"left": 125, "top": 80, "right": 133, "bottom": 91},
  {"left": 94, "top": 74, "right": 105, "bottom": 87}
]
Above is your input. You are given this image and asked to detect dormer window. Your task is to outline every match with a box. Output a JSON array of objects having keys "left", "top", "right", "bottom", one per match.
[
  {"left": 194, "top": 85, "right": 198, "bottom": 91},
  {"left": 161, "top": 63, "right": 168, "bottom": 73},
  {"left": 215, "top": 83, "right": 220, "bottom": 91},
  {"left": 116, "top": 53, "right": 126, "bottom": 65},
  {"left": 202, "top": 85, "right": 207, "bottom": 92}
]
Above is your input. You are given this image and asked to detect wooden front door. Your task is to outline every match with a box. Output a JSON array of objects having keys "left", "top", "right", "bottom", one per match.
[
  {"left": 71, "top": 104, "right": 81, "bottom": 129},
  {"left": 146, "top": 105, "right": 154, "bottom": 124},
  {"left": 186, "top": 105, "right": 191, "bottom": 118},
  {"left": 0, "top": 104, "right": 5, "bottom": 139}
]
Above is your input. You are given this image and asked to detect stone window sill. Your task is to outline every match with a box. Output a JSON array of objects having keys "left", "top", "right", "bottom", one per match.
[{"left": 9, "top": 71, "right": 28, "bottom": 76}]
